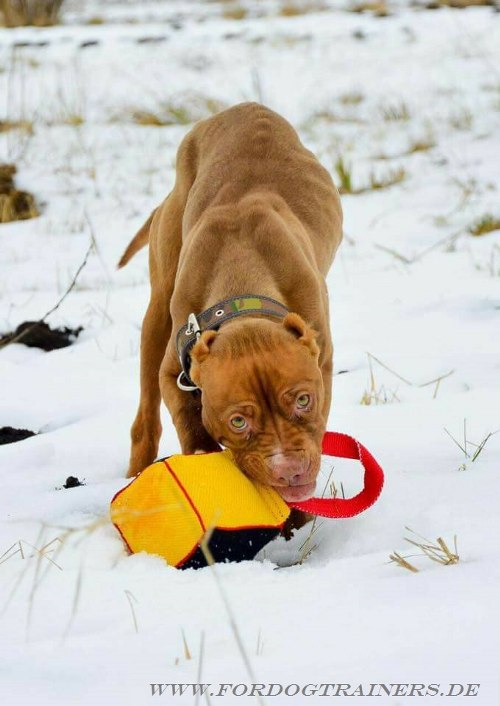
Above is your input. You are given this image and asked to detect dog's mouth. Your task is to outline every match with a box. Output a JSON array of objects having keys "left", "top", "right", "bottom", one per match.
[{"left": 273, "top": 481, "right": 316, "bottom": 503}]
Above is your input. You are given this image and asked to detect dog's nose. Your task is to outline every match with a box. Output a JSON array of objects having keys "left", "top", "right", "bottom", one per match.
[{"left": 267, "top": 452, "right": 307, "bottom": 485}]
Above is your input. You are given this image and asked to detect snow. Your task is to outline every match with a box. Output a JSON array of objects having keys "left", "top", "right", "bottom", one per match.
[{"left": 1, "top": 1, "right": 499, "bottom": 704}]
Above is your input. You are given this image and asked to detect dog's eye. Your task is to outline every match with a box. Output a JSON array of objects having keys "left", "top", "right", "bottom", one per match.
[
  {"left": 229, "top": 415, "right": 247, "bottom": 431},
  {"left": 296, "top": 393, "right": 311, "bottom": 409}
]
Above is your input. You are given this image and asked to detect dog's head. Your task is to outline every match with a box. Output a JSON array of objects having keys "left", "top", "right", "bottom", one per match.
[{"left": 189, "top": 313, "right": 326, "bottom": 502}]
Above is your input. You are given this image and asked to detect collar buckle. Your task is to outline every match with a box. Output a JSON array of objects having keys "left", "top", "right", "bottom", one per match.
[{"left": 185, "top": 312, "right": 201, "bottom": 339}]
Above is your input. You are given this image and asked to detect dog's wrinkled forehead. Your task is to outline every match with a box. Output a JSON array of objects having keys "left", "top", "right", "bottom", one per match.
[{"left": 207, "top": 349, "right": 317, "bottom": 411}]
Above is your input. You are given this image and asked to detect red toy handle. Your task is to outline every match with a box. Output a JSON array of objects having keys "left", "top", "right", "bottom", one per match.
[{"left": 289, "top": 431, "right": 384, "bottom": 518}]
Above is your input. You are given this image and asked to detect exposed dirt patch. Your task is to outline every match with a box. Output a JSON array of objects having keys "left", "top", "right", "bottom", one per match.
[
  {"left": 0, "top": 426, "right": 36, "bottom": 445},
  {"left": 0, "top": 321, "right": 83, "bottom": 351},
  {"left": 63, "top": 476, "right": 85, "bottom": 488}
]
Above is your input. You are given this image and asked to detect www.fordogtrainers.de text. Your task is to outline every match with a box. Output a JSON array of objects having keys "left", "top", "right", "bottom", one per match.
[{"left": 150, "top": 682, "right": 480, "bottom": 698}]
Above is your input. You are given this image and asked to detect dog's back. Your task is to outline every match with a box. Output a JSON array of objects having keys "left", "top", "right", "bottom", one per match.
[{"left": 179, "top": 103, "right": 342, "bottom": 273}]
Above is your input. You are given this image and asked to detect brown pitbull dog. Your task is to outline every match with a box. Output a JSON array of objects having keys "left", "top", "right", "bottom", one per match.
[{"left": 118, "top": 103, "right": 342, "bottom": 532}]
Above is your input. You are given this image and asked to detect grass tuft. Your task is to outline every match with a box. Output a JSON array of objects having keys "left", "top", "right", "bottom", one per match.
[
  {"left": 349, "top": 0, "right": 389, "bottom": 15},
  {"left": 424, "top": 0, "right": 495, "bottom": 8},
  {"left": 390, "top": 528, "right": 459, "bottom": 573},
  {"left": 279, "top": 2, "right": 326, "bottom": 15},
  {"left": 334, "top": 157, "right": 406, "bottom": 196},
  {"left": 63, "top": 113, "right": 85, "bottom": 127},
  {"left": 0, "top": 0, "right": 64, "bottom": 27},
  {"left": 361, "top": 352, "right": 454, "bottom": 402},
  {"left": 381, "top": 101, "right": 411, "bottom": 121},
  {"left": 181, "top": 629, "right": 192, "bottom": 660},
  {"left": 360, "top": 354, "right": 400, "bottom": 405},
  {"left": 388, "top": 551, "right": 419, "bottom": 573},
  {"left": 444, "top": 419, "right": 497, "bottom": 471},
  {"left": 131, "top": 110, "right": 170, "bottom": 127},
  {"left": 339, "top": 91, "right": 364, "bottom": 105},
  {"left": 334, "top": 155, "right": 353, "bottom": 194},
  {"left": 256, "top": 629, "right": 265, "bottom": 656},
  {"left": 0, "top": 119, "right": 33, "bottom": 134},
  {"left": 368, "top": 166, "right": 406, "bottom": 190},
  {"left": 406, "top": 136, "right": 436, "bottom": 153},
  {"left": 0, "top": 163, "right": 39, "bottom": 223},
  {"left": 124, "top": 590, "right": 139, "bottom": 633},
  {"left": 468, "top": 214, "right": 500, "bottom": 237},
  {"left": 127, "top": 97, "right": 227, "bottom": 128},
  {"left": 223, "top": 5, "right": 247, "bottom": 20},
  {"left": 449, "top": 107, "right": 473, "bottom": 130}
]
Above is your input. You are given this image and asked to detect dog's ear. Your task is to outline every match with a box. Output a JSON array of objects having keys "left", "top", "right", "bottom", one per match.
[
  {"left": 190, "top": 330, "right": 218, "bottom": 385},
  {"left": 191, "top": 330, "right": 218, "bottom": 364},
  {"left": 283, "top": 313, "right": 319, "bottom": 359}
]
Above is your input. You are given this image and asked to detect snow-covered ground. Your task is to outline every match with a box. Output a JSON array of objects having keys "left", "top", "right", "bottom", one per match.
[{"left": 1, "top": 1, "right": 499, "bottom": 704}]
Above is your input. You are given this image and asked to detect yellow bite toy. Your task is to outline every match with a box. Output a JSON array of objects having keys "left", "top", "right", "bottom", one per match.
[{"left": 110, "top": 432, "right": 384, "bottom": 569}]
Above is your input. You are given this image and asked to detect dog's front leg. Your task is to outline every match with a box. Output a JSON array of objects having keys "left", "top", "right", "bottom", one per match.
[{"left": 159, "top": 353, "right": 220, "bottom": 454}]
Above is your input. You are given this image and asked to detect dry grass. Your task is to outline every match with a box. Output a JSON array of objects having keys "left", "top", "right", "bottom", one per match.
[
  {"left": 381, "top": 101, "right": 411, "bottom": 121},
  {"left": 360, "top": 382, "right": 400, "bottom": 405},
  {"left": 128, "top": 97, "right": 226, "bottom": 128},
  {"left": 86, "top": 15, "right": 105, "bottom": 25},
  {"left": 0, "top": 189, "right": 38, "bottom": 222},
  {"left": 280, "top": 3, "right": 305, "bottom": 15},
  {"left": 131, "top": 110, "right": 171, "bottom": 127},
  {"left": 339, "top": 91, "right": 365, "bottom": 105},
  {"left": 279, "top": 1, "right": 326, "bottom": 15},
  {"left": 388, "top": 552, "right": 419, "bottom": 573},
  {"left": 181, "top": 629, "right": 192, "bottom": 660},
  {"left": 0, "top": 119, "right": 33, "bottom": 134},
  {"left": 283, "top": 466, "right": 339, "bottom": 568},
  {"left": 374, "top": 137, "right": 436, "bottom": 160},
  {"left": 444, "top": 419, "right": 497, "bottom": 471},
  {"left": 198, "top": 525, "right": 263, "bottom": 705},
  {"left": 0, "top": 537, "right": 62, "bottom": 568},
  {"left": 361, "top": 353, "right": 454, "bottom": 403},
  {"left": 368, "top": 166, "right": 406, "bottom": 190},
  {"left": 124, "top": 590, "right": 139, "bottom": 633},
  {"left": 334, "top": 155, "right": 353, "bottom": 194},
  {"left": 423, "top": 0, "right": 495, "bottom": 7},
  {"left": 335, "top": 157, "right": 407, "bottom": 196},
  {"left": 310, "top": 108, "right": 365, "bottom": 125},
  {"left": 449, "top": 107, "right": 473, "bottom": 130},
  {"left": 406, "top": 136, "right": 436, "bottom": 153},
  {"left": 0, "top": 0, "right": 64, "bottom": 27},
  {"left": 360, "top": 355, "right": 400, "bottom": 405},
  {"left": 62, "top": 113, "right": 85, "bottom": 126},
  {"left": 222, "top": 4, "right": 247, "bottom": 20},
  {"left": 390, "top": 528, "right": 459, "bottom": 573},
  {"left": 0, "top": 532, "right": 65, "bottom": 640},
  {"left": 468, "top": 214, "right": 500, "bottom": 237},
  {"left": 256, "top": 629, "right": 264, "bottom": 656},
  {"left": 0, "top": 163, "right": 39, "bottom": 223},
  {"left": 349, "top": 0, "right": 389, "bottom": 15}
]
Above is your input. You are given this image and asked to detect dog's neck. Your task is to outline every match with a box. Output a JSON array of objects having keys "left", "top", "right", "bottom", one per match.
[{"left": 176, "top": 294, "right": 288, "bottom": 392}]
